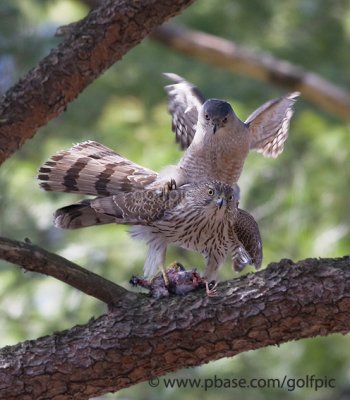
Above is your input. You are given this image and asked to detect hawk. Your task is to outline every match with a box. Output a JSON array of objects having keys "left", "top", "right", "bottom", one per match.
[
  {"left": 43, "top": 169, "right": 262, "bottom": 281},
  {"left": 163, "top": 73, "right": 300, "bottom": 186}
]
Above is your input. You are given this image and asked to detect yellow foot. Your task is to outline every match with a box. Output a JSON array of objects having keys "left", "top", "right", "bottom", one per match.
[
  {"left": 161, "top": 266, "right": 170, "bottom": 287},
  {"left": 162, "top": 179, "right": 177, "bottom": 197},
  {"left": 167, "top": 261, "right": 184, "bottom": 271},
  {"left": 160, "top": 261, "right": 185, "bottom": 287}
]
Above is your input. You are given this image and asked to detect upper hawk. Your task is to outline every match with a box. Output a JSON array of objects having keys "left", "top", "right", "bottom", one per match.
[{"left": 163, "top": 73, "right": 299, "bottom": 187}]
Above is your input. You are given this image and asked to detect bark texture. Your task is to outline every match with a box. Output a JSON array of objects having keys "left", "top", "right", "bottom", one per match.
[
  {"left": 1, "top": 257, "right": 350, "bottom": 399},
  {"left": 0, "top": 0, "right": 194, "bottom": 165},
  {"left": 0, "top": 237, "right": 134, "bottom": 305},
  {"left": 152, "top": 24, "right": 350, "bottom": 121}
]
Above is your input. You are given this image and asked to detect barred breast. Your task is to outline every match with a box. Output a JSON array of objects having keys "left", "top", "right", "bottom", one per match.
[{"left": 151, "top": 205, "right": 231, "bottom": 260}]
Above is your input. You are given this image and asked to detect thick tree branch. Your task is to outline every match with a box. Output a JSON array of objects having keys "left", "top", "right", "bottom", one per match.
[
  {"left": 0, "top": 0, "right": 194, "bottom": 165},
  {"left": 1, "top": 256, "right": 350, "bottom": 399},
  {"left": 152, "top": 24, "right": 350, "bottom": 120},
  {"left": 0, "top": 237, "right": 136, "bottom": 305}
]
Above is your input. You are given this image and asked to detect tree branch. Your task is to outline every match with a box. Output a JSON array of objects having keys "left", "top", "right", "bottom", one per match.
[
  {"left": 1, "top": 256, "right": 350, "bottom": 399},
  {"left": 0, "top": 0, "right": 194, "bottom": 165},
  {"left": 152, "top": 24, "right": 350, "bottom": 120},
  {"left": 0, "top": 236, "right": 137, "bottom": 305}
]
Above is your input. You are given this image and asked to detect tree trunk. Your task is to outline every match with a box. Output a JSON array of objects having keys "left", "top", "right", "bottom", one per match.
[
  {"left": 1, "top": 257, "right": 349, "bottom": 399},
  {"left": 0, "top": 0, "right": 194, "bottom": 165}
]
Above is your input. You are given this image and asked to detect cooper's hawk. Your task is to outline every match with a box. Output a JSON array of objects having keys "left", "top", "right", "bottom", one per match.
[
  {"left": 51, "top": 178, "right": 262, "bottom": 281},
  {"left": 163, "top": 73, "right": 300, "bottom": 186}
]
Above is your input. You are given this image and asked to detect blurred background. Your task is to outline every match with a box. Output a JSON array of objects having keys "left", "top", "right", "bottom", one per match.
[{"left": 0, "top": 0, "right": 349, "bottom": 399}]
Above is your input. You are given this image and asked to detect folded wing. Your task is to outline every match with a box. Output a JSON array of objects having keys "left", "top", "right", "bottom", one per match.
[{"left": 234, "top": 208, "right": 263, "bottom": 269}]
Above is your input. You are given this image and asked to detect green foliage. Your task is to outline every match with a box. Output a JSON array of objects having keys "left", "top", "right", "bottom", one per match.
[{"left": 0, "top": 0, "right": 349, "bottom": 399}]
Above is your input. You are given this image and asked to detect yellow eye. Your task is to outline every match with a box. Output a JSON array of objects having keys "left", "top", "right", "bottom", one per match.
[{"left": 208, "top": 189, "right": 214, "bottom": 196}]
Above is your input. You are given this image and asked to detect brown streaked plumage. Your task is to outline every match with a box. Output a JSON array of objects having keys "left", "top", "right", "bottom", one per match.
[
  {"left": 163, "top": 73, "right": 299, "bottom": 186},
  {"left": 53, "top": 181, "right": 262, "bottom": 281},
  {"left": 229, "top": 209, "right": 262, "bottom": 272},
  {"left": 39, "top": 70, "right": 299, "bottom": 200}
]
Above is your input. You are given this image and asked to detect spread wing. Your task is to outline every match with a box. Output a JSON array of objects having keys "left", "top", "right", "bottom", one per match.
[
  {"left": 246, "top": 92, "right": 300, "bottom": 158},
  {"left": 163, "top": 73, "right": 206, "bottom": 149},
  {"left": 38, "top": 141, "right": 157, "bottom": 196},
  {"left": 234, "top": 209, "right": 263, "bottom": 269}
]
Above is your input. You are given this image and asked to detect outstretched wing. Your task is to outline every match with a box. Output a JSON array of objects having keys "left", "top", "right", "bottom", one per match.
[
  {"left": 246, "top": 92, "right": 300, "bottom": 158},
  {"left": 90, "top": 188, "right": 185, "bottom": 224},
  {"left": 38, "top": 141, "right": 157, "bottom": 196},
  {"left": 163, "top": 73, "right": 206, "bottom": 149},
  {"left": 234, "top": 209, "right": 263, "bottom": 269}
]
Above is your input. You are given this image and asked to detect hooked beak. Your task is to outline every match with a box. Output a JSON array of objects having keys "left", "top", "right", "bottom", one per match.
[
  {"left": 211, "top": 118, "right": 221, "bottom": 134},
  {"left": 216, "top": 196, "right": 225, "bottom": 209}
]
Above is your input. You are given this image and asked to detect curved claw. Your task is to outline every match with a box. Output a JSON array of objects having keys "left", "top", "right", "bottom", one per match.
[
  {"left": 162, "top": 179, "right": 177, "bottom": 198},
  {"left": 205, "top": 280, "right": 218, "bottom": 297}
]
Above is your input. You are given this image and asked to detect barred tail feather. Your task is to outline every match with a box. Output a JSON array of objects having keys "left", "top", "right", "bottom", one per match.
[
  {"left": 54, "top": 201, "right": 116, "bottom": 229},
  {"left": 38, "top": 141, "right": 157, "bottom": 196}
]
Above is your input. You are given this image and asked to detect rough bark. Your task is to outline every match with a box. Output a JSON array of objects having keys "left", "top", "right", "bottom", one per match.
[
  {"left": 152, "top": 24, "right": 350, "bottom": 121},
  {"left": 0, "top": 0, "right": 194, "bottom": 165},
  {"left": 0, "top": 237, "right": 135, "bottom": 305},
  {"left": 1, "top": 256, "right": 350, "bottom": 399}
]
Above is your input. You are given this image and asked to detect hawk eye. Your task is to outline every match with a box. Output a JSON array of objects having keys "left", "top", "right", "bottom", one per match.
[
  {"left": 228, "top": 195, "right": 233, "bottom": 201},
  {"left": 223, "top": 117, "right": 228, "bottom": 123},
  {"left": 205, "top": 114, "right": 210, "bottom": 120},
  {"left": 208, "top": 189, "right": 215, "bottom": 196}
]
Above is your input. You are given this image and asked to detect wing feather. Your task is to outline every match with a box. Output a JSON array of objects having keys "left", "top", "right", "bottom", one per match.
[
  {"left": 234, "top": 209, "right": 263, "bottom": 269},
  {"left": 91, "top": 188, "right": 184, "bottom": 224},
  {"left": 246, "top": 92, "right": 300, "bottom": 158},
  {"left": 163, "top": 73, "right": 206, "bottom": 149}
]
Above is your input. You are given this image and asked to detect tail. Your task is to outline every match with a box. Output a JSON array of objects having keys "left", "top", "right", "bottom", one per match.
[
  {"left": 38, "top": 141, "right": 157, "bottom": 196},
  {"left": 54, "top": 200, "right": 116, "bottom": 229}
]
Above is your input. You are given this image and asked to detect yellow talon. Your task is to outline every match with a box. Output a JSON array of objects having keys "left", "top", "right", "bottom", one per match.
[
  {"left": 161, "top": 266, "right": 170, "bottom": 287},
  {"left": 205, "top": 280, "right": 218, "bottom": 297},
  {"left": 162, "top": 179, "right": 177, "bottom": 197}
]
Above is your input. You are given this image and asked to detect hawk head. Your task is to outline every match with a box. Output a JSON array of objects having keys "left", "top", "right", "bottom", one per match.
[
  {"left": 199, "top": 99, "right": 236, "bottom": 134},
  {"left": 182, "top": 181, "right": 238, "bottom": 213}
]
